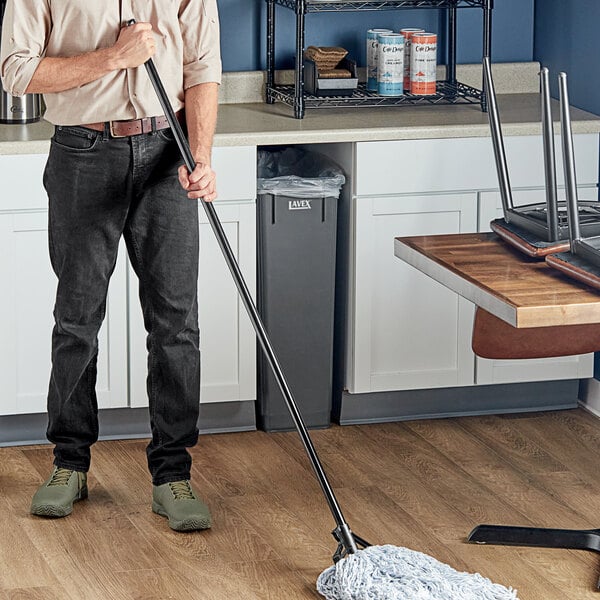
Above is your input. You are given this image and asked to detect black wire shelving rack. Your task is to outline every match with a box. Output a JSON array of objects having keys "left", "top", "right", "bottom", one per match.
[{"left": 266, "top": 0, "right": 493, "bottom": 118}]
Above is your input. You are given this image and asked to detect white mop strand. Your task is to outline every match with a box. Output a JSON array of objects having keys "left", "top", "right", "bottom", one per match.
[{"left": 316, "top": 545, "right": 519, "bottom": 600}]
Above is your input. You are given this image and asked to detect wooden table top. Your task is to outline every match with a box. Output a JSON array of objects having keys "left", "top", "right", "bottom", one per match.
[{"left": 394, "top": 232, "right": 600, "bottom": 328}]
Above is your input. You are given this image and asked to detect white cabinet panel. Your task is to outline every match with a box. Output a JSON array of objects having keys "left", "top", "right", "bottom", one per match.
[
  {"left": 129, "top": 201, "right": 256, "bottom": 407},
  {"left": 348, "top": 193, "right": 477, "bottom": 393},
  {"left": 476, "top": 353, "right": 594, "bottom": 385},
  {"left": 0, "top": 211, "right": 128, "bottom": 415},
  {"left": 356, "top": 134, "right": 599, "bottom": 196},
  {"left": 0, "top": 154, "right": 48, "bottom": 211},
  {"left": 212, "top": 146, "right": 256, "bottom": 202},
  {"left": 198, "top": 202, "right": 256, "bottom": 403}
]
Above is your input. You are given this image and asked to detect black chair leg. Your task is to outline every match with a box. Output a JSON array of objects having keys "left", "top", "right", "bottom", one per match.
[{"left": 468, "top": 525, "right": 600, "bottom": 589}]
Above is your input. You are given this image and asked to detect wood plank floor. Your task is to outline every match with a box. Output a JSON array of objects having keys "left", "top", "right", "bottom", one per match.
[{"left": 1, "top": 408, "right": 599, "bottom": 599}]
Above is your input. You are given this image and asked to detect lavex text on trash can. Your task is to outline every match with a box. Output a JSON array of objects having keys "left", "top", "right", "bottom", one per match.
[
  {"left": 400, "top": 28, "right": 425, "bottom": 91},
  {"left": 367, "top": 29, "right": 393, "bottom": 91},
  {"left": 410, "top": 32, "right": 437, "bottom": 95},
  {"left": 377, "top": 33, "right": 405, "bottom": 97}
]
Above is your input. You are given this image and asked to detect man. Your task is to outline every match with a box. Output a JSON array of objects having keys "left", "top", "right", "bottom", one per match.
[{"left": 0, "top": 0, "right": 221, "bottom": 531}]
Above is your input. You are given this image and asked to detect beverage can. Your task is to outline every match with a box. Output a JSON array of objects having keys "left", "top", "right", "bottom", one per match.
[
  {"left": 377, "top": 33, "right": 405, "bottom": 97},
  {"left": 410, "top": 33, "right": 437, "bottom": 95},
  {"left": 400, "top": 28, "right": 425, "bottom": 91},
  {"left": 367, "top": 29, "right": 393, "bottom": 92}
]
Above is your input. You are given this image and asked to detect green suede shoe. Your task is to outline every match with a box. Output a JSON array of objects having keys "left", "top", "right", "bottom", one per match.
[
  {"left": 30, "top": 467, "right": 88, "bottom": 517},
  {"left": 152, "top": 480, "right": 211, "bottom": 532}
]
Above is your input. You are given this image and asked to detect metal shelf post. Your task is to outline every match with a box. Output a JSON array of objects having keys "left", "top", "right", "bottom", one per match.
[
  {"left": 481, "top": 0, "right": 493, "bottom": 111},
  {"left": 295, "top": 0, "right": 307, "bottom": 118},
  {"left": 267, "top": 0, "right": 276, "bottom": 102},
  {"left": 446, "top": 4, "right": 457, "bottom": 85}
]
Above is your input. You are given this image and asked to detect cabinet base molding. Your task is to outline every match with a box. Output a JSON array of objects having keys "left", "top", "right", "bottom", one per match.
[
  {"left": 335, "top": 380, "right": 580, "bottom": 425},
  {"left": 0, "top": 401, "right": 256, "bottom": 447}
]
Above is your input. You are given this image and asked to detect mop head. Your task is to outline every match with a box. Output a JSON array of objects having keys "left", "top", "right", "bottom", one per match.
[{"left": 317, "top": 545, "right": 519, "bottom": 600}]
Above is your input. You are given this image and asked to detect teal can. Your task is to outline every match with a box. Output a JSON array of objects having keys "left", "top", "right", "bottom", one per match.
[
  {"left": 367, "top": 29, "right": 393, "bottom": 91},
  {"left": 377, "top": 33, "right": 405, "bottom": 97}
]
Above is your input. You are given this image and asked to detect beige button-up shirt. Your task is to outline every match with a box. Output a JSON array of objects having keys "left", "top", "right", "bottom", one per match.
[{"left": 0, "top": 0, "right": 221, "bottom": 125}]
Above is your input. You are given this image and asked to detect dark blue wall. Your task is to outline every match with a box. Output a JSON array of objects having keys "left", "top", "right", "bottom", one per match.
[
  {"left": 456, "top": 0, "right": 534, "bottom": 63},
  {"left": 218, "top": 0, "right": 535, "bottom": 72},
  {"left": 533, "top": 0, "right": 600, "bottom": 116}
]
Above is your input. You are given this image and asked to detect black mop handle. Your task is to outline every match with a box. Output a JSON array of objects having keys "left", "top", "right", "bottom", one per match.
[{"left": 130, "top": 19, "right": 364, "bottom": 556}]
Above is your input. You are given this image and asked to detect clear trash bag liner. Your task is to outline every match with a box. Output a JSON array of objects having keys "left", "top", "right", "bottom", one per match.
[{"left": 257, "top": 147, "right": 345, "bottom": 199}]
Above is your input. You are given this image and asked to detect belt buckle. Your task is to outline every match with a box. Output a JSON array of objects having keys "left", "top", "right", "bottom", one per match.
[{"left": 109, "top": 120, "right": 129, "bottom": 138}]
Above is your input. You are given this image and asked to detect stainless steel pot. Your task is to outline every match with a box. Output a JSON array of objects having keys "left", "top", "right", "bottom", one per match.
[{"left": 0, "top": 90, "right": 42, "bottom": 123}]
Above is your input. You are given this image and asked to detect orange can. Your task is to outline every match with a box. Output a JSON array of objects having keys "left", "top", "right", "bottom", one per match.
[
  {"left": 410, "top": 32, "right": 437, "bottom": 95},
  {"left": 400, "top": 28, "right": 424, "bottom": 91}
]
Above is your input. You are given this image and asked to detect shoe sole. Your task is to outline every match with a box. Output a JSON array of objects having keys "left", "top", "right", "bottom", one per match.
[
  {"left": 152, "top": 501, "right": 211, "bottom": 531},
  {"left": 30, "top": 486, "right": 88, "bottom": 518}
]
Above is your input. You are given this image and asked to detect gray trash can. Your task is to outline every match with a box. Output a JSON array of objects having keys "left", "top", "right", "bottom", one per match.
[{"left": 256, "top": 148, "right": 345, "bottom": 431}]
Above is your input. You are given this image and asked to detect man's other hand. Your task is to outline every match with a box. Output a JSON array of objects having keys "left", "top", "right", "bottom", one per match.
[{"left": 178, "top": 163, "right": 217, "bottom": 202}]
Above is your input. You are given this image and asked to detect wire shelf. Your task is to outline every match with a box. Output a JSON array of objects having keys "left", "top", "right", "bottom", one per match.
[
  {"left": 267, "top": 80, "right": 483, "bottom": 108},
  {"left": 266, "top": 0, "right": 491, "bottom": 116},
  {"left": 274, "top": 0, "right": 487, "bottom": 12}
]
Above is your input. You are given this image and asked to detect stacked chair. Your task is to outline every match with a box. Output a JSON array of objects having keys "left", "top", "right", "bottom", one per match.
[
  {"left": 473, "top": 58, "right": 600, "bottom": 360},
  {"left": 484, "top": 57, "right": 600, "bottom": 257},
  {"left": 468, "top": 59, "right": 600, "bottom": 583}
]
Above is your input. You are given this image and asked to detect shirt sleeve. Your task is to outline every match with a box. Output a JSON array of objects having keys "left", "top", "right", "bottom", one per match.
[
  {"left": 0, "top": 0, "right": 51, "bottom": 96},
  {"left": 179, "top": 0, "right": 222, "bottom": 89}
]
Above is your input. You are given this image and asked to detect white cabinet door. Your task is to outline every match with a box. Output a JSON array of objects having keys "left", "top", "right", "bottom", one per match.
[
  {"left": 128, "top": 201, "right": 257, "bottom": 407},
  {"left": 129, "top": 144, "right": 257, "bottom": 407},
  {"left": 347, "top": 193, "right": 477, "bottom": 393},
  {"left": 0, "top": 211, "right": 128, "bottom": 415},
  {"left": 475, "top": 186, "right": 596, "bottom": 385}
]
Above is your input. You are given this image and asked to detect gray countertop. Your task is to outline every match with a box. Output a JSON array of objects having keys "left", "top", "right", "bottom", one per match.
[
  {"left": 214, "top": 94, "right": 600, "bottom": 145},
  {"left": 1, "top": 93, "right": 599, "bottom": 155}
]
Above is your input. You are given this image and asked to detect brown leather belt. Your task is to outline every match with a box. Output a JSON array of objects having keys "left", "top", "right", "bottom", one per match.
[{"left": 81, "top": 110, "right": 183, "bottom": 138}]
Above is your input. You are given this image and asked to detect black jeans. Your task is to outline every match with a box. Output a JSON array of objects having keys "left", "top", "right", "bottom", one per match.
[{"left": 43, "top": 124, "right": 200, "bottom": 485}]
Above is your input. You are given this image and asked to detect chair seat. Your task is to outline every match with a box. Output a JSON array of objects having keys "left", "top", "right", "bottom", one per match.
[{"left": 471, "top": 307, "right": 600, "bottom": 359}]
